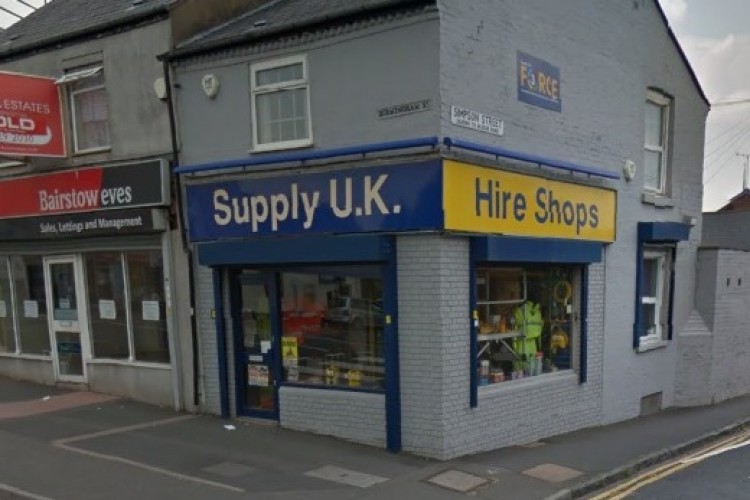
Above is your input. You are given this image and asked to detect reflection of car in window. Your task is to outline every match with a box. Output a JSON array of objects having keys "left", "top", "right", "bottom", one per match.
[{"left": 324, "top": 297, "right": 383, "bottom": 329}]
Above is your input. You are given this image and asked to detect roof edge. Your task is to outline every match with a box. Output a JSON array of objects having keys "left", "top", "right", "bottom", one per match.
[
  {"left": 160, "top": 0, "right": 434, "bottom": 61},
  {"left": 0, "top": 6, "right": 171, "bottom": 61},
  {"left": 653, "top": 0, "right": 710, "bottom": 108}
]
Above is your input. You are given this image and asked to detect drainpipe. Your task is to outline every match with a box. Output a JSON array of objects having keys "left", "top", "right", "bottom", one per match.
[{"left": 162, "top": 58, "right": 201, "bottom": 409}]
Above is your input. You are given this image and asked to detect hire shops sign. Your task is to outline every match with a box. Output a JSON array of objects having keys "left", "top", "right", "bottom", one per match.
[{"left": 185, "top": 160, "right": 616, "bottom": 243}]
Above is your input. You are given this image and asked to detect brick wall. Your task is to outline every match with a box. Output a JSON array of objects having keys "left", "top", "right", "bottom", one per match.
[
  {"left": 280, "top": 388, "right": 386, "bottom": 446},
  {"left": 398, "top": 234, "right": 605, "bottom": 459}
]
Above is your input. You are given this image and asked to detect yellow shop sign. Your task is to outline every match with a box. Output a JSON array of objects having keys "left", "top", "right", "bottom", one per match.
[{"left": 443, "top": 160, "right": 616, "bottom": 242}]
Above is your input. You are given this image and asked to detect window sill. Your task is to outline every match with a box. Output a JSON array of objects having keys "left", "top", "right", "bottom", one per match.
[
  {"left": 478, "top": 369, "right": 576, "bottom": 393},
  {"left": 73, "top": 146, "right": 111, "bottom": 156},
  {"left": 637, "top": 339, "right": 669, "bottom": 353},
  {"left": 641, "top": 192, "right": 674, "bottom": 208},
  {"left": 0, "top": 352, "right": 52, "bottom": 361},
  {"left": 251, "top": 138, "right": 313, "bottom": 154},
  {"left": 87, "top": 358, "right": 171, "bottom": 369}
]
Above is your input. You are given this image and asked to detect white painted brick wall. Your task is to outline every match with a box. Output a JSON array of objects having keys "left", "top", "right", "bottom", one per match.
[
  {"left": 280, "top": 387, "right": 386, "bottom": 446},
  {"left": 398, "top": 235, "right": 605, "bottom": 459}
]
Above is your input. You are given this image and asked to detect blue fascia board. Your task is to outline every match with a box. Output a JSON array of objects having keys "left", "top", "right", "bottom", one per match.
[
  {"left": 474, "top": 235, "right": 603, "bottom": 263},
  {"left": 175, "top": 137, "right": 440, "bottom": 174},
  {"left": 638, "top": 222, "right": 691, "bottom": 242},
  {"left": 197, "top": 234, "right": 393, "bottom": 267},
  {"left": 443, "top": 137, "right": 620, "bottom": 180}
]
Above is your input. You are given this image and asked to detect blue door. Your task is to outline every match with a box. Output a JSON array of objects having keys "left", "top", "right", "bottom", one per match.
[{"left": 233, "top": 272, "right": 280, "bottom": 419}]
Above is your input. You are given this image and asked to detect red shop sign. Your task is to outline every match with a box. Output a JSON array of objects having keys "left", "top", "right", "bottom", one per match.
[
  {"left": 0, "top": 71, "right": 66, "bottom": 157},
  {"left": 0, "top": 161, "right": 167, "bottom": 219}
]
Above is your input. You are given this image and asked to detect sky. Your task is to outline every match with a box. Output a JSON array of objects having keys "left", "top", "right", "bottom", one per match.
[{"left": 0, "top": 0, "right": 746, "bottom": 210}]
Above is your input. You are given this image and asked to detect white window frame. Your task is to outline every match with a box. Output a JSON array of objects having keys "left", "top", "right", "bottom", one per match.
[
  {"left": 644, "top": 90, "right": 670, "bottom": 194},
  {"left": 250, "top": 54, "right": 313, "bottom": 152},
  {"left": 640, "top": 248, "right": 667, "bottom": 345},
  {"left": 62, "top": 66, "right": 110, "bottom": 154}
]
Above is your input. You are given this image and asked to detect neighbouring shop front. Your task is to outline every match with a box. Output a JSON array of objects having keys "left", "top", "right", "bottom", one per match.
[
  {"left": 0, "top": 160, "right": 177, "bottom": 405},
  {"left": 181, "top": 149, "right": 617, "bottom": 456}
]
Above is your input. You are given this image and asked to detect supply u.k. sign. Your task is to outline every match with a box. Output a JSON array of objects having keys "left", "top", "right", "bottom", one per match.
[{"left": 517, "top": 51, "right": 561, "bottom": 112}]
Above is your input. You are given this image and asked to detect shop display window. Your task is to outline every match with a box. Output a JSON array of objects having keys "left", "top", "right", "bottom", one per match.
[
  {"left": 85, "top": 252, "right": 128, "bottom": 359},
  {"left": 128, "top": 251, "right": 169, "bottom": 363},
  {"left": 476, "top": 265, "right": 579, "bottom": 385},
  {"left": 0, "top": 257, "right": 16, "bottom": 353},
  {"left": 280, "top": 267, "right": 384, "bottom": 390},
  {"left": 11, "top": 256, "right": 50, "bottom": 355},
  {"left": 85, "top": 250, "right": 169, "bottom": 363}
]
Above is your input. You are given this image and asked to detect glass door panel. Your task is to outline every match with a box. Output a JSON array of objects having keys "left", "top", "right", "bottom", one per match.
[
  {"left": 46, "top": 258, "right": 86, "bottom": 381},
  {"left": 236, "top": 273, "right": 279, "bottom": 418}
]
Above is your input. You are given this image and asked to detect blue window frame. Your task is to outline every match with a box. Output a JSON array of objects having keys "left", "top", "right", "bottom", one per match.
[{"left": 633, "top": 222, "right": 690, "bottom": 350}]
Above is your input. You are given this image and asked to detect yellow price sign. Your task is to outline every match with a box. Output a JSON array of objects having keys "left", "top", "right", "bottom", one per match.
[{"left": 281, "top": 337, "right": 298, "bottom": 360}]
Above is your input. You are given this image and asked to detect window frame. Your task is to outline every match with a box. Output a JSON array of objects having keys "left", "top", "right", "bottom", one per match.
[
  {"left": 634, "top": 243, "right": 675, "bottom": 351},
  {"left": 64, "top": 66, "right": 111, "bottom": 154},
  {"left": 0, "top": 256, "right": 20, "bottom": 355},
  {"left": 644, "top": 90, "right": 670, "bottom": 195},
  {"left": 250, "top": 54, "right": 313, "bottom": 152},
  {"left": 474, "top": 264, "right": 582, "bottom": 387},
  {"left": 640, "top": 248, "right": 667, "bottom": 345}
]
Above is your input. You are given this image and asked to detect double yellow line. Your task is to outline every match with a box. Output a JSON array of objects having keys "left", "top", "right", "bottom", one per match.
[{"left": 589, "top": 426, "right": 750, "bottom": 499}]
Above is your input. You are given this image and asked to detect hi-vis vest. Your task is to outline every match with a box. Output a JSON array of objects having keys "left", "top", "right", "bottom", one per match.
[{"left": 513, "top": 301, "right": 543, "bottom": 358}]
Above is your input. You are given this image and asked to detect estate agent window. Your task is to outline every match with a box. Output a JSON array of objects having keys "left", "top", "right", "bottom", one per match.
[
  {"left": 644, "top": 89, "right": 671, "bottom": 194},
  {"left": 0, "top": 251, "right": 168, "bottom": 363},
  {"left": 6, "top": 256, "right": 50, "bottom": 355},
  {"left": 57, "top": 66, "right": 111, "bottom": 153},
  {"left": 0, "top": 258, "right": 16, "bottom": 353},
  {"left": 85, "top": 250, "right": 169, "bottom": 363},
  {"left": 476, "top": 265, "right": 579, "bottom": 385},
  {"left": 251, "top": 55, "right": 312, "bottom": 152}
]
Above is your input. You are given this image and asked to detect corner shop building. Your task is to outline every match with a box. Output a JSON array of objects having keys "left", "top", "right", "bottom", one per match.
[{"left": 181, "top": 148, "right": 618, "bottom": 459}]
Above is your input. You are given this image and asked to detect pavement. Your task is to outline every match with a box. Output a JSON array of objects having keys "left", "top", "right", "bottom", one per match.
[{"left": 1, "top": 376, "right": 750, "bottom": 500}]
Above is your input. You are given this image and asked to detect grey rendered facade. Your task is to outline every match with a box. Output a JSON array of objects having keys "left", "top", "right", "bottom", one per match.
[
  {"left": 0, "top": 0, "right": 268, "bottom": 410},
  {"left": 171, "top": 0, "right": 707, "bottom": 459},
  {"left": 0, "top": 11, "right": 184, "bottom": 407}
]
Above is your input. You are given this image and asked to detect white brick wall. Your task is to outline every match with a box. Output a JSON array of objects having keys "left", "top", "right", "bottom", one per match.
[
  {"left": 398, "top": 235, "right": 605, "bottom": 459},
  {"left": 280, "top": 387, "right": 386, "bottom": 446}
]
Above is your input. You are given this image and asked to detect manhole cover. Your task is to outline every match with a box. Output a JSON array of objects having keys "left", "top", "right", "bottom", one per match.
[{"left": 427, "top": 469, "right": 489, "bottom": 492}]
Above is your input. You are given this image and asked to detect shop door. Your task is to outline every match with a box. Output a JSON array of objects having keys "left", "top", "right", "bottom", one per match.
[
  {"left": 44, "top": 256, "right": 88, "bottom": 383},
  {"left": 235, "top": 273, "right": 280, "bottom": 419}
]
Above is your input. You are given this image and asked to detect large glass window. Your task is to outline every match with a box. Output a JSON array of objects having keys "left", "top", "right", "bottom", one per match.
[
  {"left": 85, "top": 252, "right": 128, "bottom": 359},
  {"left": 11, "top": 256, "right": 50, "bottom": 355},
  {"left": 251, "top": 55, "right": 312, "bottom": 151},
  {"left": 476, "top": 265, "right": 579, "bottom": 385},
  {"left": 84, "top": 250, "right": 169, "bottom": 363},
  {"left": 0, "top": 257, "right": 16, "bottom": 353},
  {"left": 128, "top": 251, "right": 169, "bottom": 363},
  {"left": 280, "top": 266, "right": 383, "bottom": 390}
]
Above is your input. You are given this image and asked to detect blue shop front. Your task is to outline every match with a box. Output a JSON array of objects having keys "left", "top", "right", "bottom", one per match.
[{"left": 180, "top": 145, "right": 618, "bottom": 457}]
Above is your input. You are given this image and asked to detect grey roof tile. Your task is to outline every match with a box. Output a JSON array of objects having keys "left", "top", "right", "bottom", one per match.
[
  {"left": 0, "top": 0, "right": 174, "bottom": 58},
  {"left": 173, "top": 0, "right": 424, "bottom": 56}
]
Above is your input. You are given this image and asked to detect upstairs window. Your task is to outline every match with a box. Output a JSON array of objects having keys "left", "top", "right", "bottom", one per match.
[
  {"left": 644, "top": 90, "right": 671, "bottom": 194},
  {"left": 58, "top": 66, "right": 110, "bottom": 153},
  {"left": 251, "top": 55, "right": 312, "bottom": 152}
]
